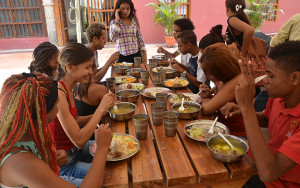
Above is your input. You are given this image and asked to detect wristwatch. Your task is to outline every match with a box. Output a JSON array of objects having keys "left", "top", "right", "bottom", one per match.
[{"left": 181, "top": 70, "right": 187, "bottom": 77}]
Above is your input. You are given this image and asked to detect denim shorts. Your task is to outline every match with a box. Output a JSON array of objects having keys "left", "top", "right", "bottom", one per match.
[{"left": 59, "top": 140, "right": 94, "bottom": 179}]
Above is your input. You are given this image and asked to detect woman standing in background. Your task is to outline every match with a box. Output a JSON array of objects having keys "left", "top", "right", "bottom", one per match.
[{"left": 109, "top": 0, "right": 147, "bottom": 63}]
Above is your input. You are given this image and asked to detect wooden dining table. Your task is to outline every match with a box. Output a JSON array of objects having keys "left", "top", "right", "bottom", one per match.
[{"left": 102, "top": 62, "right": 256, "bottom": 188}]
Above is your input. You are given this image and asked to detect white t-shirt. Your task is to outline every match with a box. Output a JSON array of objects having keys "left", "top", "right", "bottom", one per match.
[
  {"left": 193, "top": 52, "right": 206, "bottom": 83},
  {"left": 175, "top": 50, "right": 191, "bottom": 67}
]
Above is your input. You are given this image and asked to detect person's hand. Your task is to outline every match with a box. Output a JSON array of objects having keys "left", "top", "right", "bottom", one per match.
[
  {"left": 235, "top": 59, "right": 256, "bottom": 112},
  {"left": 107, "top": 51, "right": 119, "bottom": 66},
  {"left": 220, "top": 102, "right": 241, "bottom": 119},
  {"left": 115, "top": 9, "right": 120, "bottom": 22},
  {"left": 171, "top": 63, "right": 184, "bottom": 73},
  {"left": 199, "top": 83, "right": 211, "bottom": 98},
  {"left": 56, "top": 149, "right": 68, "bottom": 167},
  {"left": 94, "top": 124, "right": 113, "bottom": 153},
  {"left": 157, "top": 46, "right": 165, "bottom": 54},
  {"left": 98, "top": 92, "right": 116, "bottom": 114}
]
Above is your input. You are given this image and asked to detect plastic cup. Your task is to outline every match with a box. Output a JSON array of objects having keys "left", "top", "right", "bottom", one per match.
[
  {"left": 151, "top": 102, "right": 164, "bottom": 126},
  {"left": 163, "top": 111, "right": 179, "bottom": 137},
  {"left": 133, "top": 114, "right": 149, "bottom": 140}
]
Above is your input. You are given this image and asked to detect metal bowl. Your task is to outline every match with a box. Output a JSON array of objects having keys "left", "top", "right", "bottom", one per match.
[
  {"left": 108, "top": 102, "right": 136, "bottom": 121},
  {"left": 206, "top": 134, "right": 249, "bottom": 163},
  {"left": 172, "top": 102, "right": 201, "bottom": 120},
  {"left": 115, "top": 89, "right": 139, "bottom": 103},
  {"left": 114, "top": 63, "right": 133, "bottom": 74},
  {"left": 126, "top": 68, "right": 142, "bottom": 78}
]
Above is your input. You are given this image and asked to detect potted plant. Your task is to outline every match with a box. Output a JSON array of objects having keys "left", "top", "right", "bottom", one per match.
[
  {"left": 245, "top": 0, "right": 283, "bottom": 32},
  {"left": 146, "top": 0, "right": 182, "bottom": 47}
]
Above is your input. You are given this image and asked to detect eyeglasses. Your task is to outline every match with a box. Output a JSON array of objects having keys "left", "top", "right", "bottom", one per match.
[{"left": 173, "top": 30, "right": 182, "bottom": 34}]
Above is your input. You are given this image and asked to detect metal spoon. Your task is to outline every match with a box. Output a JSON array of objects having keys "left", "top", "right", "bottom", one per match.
[
  {"left": 208, "top": 116, "right": 218, "bottom": 134},
  {"left": 178, "top": 98, "right": 185, "bottom": 112},
  {"left": 218, "top": 132, "right": 235, "bottom": 150},
  {"left": 196, "top": 89, "right": 203, "bottom": 95}
]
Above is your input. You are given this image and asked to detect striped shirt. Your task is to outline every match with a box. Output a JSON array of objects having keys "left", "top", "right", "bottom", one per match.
[{"left": 110, "top": 18, "right": 146, "bottom": 56}]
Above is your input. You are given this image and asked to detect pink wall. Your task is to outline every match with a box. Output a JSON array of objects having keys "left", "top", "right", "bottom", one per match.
[
  {"left": 0, "top": 37, "right": 48, "bottom": 51},
  {"left": 260, "top": 1, "right": 300, "bottom": 34},
  {"left": 134, "top": 0, "right": 300, "bottom": 44},
  {"left": 133, "top": 0, "right": 166, "bottom": 44}
]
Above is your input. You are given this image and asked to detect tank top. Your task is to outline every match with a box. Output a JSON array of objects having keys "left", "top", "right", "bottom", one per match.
[
  {"left": 0, "top": 141, "right": 39, "bottom": 188},
  {"left": 48, "top": 81, "right": 77, "bottom": 151},
  {"left": 215, "top": 82, "right": 246, "bottom": 137},
  {"left": 75, "top": 99, "right": 98, "bottom": 116},
  {"left": 226, "top": 15, "right": 244, "bottom": 47}
]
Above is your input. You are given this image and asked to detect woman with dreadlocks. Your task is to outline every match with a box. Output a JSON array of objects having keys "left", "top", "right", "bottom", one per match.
[
  {"left": 29, "top": 42, "right": 60, "bottom": 79},
  {"left": 49, "top": 43, "right": 116, "bottom": 180},
  {"left": 0, "top": 73, "right": 113, "bottom": 187}
]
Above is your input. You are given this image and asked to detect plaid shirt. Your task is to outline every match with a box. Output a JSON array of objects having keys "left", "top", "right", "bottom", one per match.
[{"left": 110, "top": 18, "right": 146, "bottom": 56}]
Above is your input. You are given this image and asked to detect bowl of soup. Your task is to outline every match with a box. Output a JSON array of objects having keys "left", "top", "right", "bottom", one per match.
[
  {"left": 108, "top": 102, "right": 136, "bottom": 121},
  {"left": 114, "top": 63, "right": 133, "bottom": 74},
  {"left": 115, "top": 89, "right": 139, "bottom": 103},
  {"left": 172, "top": 102, "right": 201, "bottom": 120},
  {"left": 206, "top": 134, "right": 249, "bottom": 163}
]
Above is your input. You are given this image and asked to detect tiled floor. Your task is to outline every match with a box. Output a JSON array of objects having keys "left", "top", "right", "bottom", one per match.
[{"left": 0, "top": 44, "right": 178, "bottom": 88}]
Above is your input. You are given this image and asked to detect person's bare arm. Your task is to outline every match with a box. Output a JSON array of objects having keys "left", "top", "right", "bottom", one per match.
[
  {"left": 57, "top": 89, "right": 114, "bottom": 148},
  {"left": 94, "top": 52, "right": 119, "bottom": 83},
  {"left": 228, "top": 17, "right": 254, "bottom": 56},
  {"left": 201, "top": 76, "right": 240, "bottom": 115},
  {"left": 157, "top": 46, "right": 180, "bottom": 58},
  {"left": 235, "top": 59, "right": 297, "bottom": 182}
]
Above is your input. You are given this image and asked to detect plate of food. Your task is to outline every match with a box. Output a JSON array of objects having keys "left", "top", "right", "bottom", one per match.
[
  {"left": 184, "top": 120, "right": 230, "bottom": 142},
  {"left": 152, "top": 67, "right": 176, "bottom": 73},
  {"left": 163, "top": 77, "right": 189, "bottom": 88},
  {"left": 115, "top": 76, "right": 137, "bottom": 84},
  {"left": 140, "top": 87, "right": 172, "bottom": 99},
  {"left": 118, "top": 83, "right": 145, "bottom": 91},
  {"left": 169, "top": 93, "right": 201, "bottom": 105},
  {"left": 89, "top": 133, "right": 140, "bottom": 161}
]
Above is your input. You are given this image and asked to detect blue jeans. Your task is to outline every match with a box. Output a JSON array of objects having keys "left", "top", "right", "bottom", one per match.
[{"left": 60, "top": 140, "right": 94, "bottom": 179}]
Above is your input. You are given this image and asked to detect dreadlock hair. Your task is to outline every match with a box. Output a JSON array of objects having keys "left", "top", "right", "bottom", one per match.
[
  {"left": 0, "top": 73, "right": 59, "bottom": 175},
  {"left": 29, "top": 42, "right": 59, "bottom": 79},
  {"left": 226, "top": 0, "right": 251, "bottom": 25},
  {"left": 199, "top": 25, "right": 225, "bottom": 50},
  {"left": 86, "top": 22, "right": 106, "bottom": 43},
  {"left": 57, "top": 43, "right": 94, "bottom": 80}
]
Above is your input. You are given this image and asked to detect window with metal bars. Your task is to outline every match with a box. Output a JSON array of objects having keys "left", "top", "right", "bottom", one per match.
[
  {"left": 0, "top": 0, "right": 47, "bottom": 39},
  {"left": 261, "top": 0, "right": 280, "bottom": 22},
  {"left": 161, "top": 0, "right": 191, "bottom": 19}
]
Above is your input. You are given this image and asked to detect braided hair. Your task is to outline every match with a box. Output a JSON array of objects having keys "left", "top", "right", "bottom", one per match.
[
  {"left": 0, "top": 73, "right": 59, "bottom": 175},
  {"left": 29, "top": 42, "right": 59, "bottom": 79}
]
